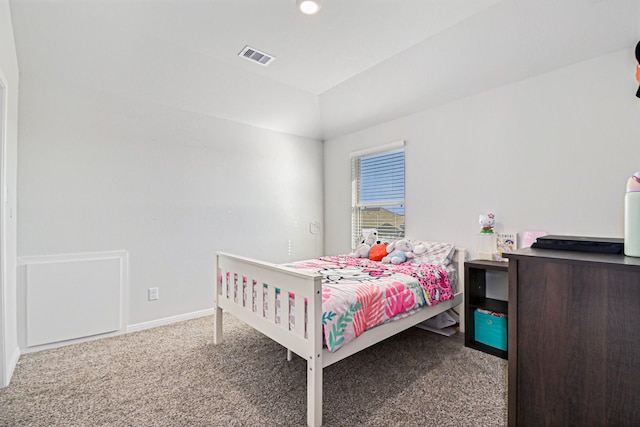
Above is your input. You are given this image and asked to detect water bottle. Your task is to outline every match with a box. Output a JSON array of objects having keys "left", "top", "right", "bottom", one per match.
[{"left": 624, "top": 172, "right": 640, "bottom": 257}]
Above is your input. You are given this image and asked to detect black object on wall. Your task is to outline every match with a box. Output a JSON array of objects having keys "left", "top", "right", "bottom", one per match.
[{"left": 636, "top": 41, "right": 640, "bottom": 98}]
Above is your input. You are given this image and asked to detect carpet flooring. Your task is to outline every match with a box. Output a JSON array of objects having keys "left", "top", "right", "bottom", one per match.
[{"left": 0, "top": 314, "right": 507, "bottom": 426}]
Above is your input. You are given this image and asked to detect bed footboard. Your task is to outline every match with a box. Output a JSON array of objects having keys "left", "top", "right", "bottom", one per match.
[{"left": 215, "top": 252, "right": 324, "bottom": 426}]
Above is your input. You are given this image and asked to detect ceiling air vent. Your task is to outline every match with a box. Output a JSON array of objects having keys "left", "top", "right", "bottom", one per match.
[{"left": 238, "top": 45, "right": 275, "bottom": 67}]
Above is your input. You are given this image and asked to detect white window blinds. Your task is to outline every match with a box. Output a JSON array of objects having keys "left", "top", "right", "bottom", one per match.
[{"left": 351, "top": 143, "right": 405, "bottom": 249}]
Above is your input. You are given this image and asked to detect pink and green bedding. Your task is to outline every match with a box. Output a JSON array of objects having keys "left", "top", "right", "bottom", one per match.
[{"left": 283, "top": 255, "right": 454, "bottom": 352}]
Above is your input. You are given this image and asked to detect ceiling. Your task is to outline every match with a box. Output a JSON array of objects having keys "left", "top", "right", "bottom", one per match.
[{"left": 8, "top": 0, "right": 640, "bottom": 140}]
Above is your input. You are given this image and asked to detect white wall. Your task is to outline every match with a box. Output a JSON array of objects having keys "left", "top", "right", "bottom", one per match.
[
  {"left": 0, "top": 0, "right": 19, "bottom": 386},
  {"left": 17, "top": 73, "right": 324, "bottom": 328},
  {"left": 324, "top": 49, "right": 640, "bottom": 257}
]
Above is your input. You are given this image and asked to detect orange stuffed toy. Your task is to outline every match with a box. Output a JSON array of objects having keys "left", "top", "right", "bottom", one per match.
[{"left": 369, "top": 243, "right": 388, "bottom": 261}]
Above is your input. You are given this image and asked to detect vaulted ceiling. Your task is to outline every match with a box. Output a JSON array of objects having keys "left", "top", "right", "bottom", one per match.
[{"left": 9, "top": 0, "right": 639, "bottom": 140}]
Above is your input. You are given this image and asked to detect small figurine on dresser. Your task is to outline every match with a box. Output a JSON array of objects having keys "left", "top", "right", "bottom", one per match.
[
  {"left": 477, "top": 213, "right": 497, "bottom": 260},
  {"left": 479, "top": 213, "right": 495, "bottom": 233}
]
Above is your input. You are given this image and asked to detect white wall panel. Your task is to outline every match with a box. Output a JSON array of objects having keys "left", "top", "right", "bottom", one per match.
[{"left": 21, "top": 252, "right": 128, "bottom": 347}]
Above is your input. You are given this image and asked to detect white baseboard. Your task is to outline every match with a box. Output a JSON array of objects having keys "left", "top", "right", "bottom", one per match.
[
  {"left": 21, "top": 308, "right": 215, "bottom": 355},
  {"left": 21, "top": 328, "right": 124, "bottom": 354},
  {"left": 126, "top": 308, "right": 215, "bottom": 334},
  {"left": 0, "top": 346, "right": 21, "bottom": 388},
  {"left": 4, "top": 346, "right": 20, "bottom": 386}
]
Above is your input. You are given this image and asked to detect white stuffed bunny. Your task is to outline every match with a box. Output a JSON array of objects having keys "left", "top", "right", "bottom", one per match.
[
  {"left": 382, "top": 238, "right": 418, "bottom": 264},
  {"left": 350, "top": 231, "right": 380, "bottom": 258}
]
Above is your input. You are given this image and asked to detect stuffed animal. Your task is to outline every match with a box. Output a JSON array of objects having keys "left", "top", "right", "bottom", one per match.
[
  {"left": 479, "top": 213, "right": 495, "bottom": 233},
  {"left": 368, "top": 243, "right": 388, "bottom": 261},
  {"left": 382, "top": 238, "right": 420, "bottom": 264},
  {"left": 350, "top": 231, "right": 380, "bottom": 258}
]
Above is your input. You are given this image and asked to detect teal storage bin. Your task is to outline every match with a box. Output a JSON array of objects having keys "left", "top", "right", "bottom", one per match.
[{"left": 474, "top": 309, "right": 507, "bottom": 351}]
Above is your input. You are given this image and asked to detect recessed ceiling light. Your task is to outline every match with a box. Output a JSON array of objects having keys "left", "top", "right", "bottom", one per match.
[{"left": 296, "top": 0, "right": 321, "bottom": 15}]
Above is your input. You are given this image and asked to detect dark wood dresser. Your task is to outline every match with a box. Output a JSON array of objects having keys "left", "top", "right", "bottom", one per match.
[{"left": 504, "top": 248, "right": 640, "bottom": 426}]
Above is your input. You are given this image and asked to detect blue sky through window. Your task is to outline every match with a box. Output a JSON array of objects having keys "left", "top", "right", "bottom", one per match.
[{"left": 359, "top": 149, "right": 405, "bottom": 215}]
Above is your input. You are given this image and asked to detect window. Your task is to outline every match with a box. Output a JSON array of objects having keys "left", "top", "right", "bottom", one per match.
[{"left": 351, "top": 141, "right": 405, "bottom": 249}]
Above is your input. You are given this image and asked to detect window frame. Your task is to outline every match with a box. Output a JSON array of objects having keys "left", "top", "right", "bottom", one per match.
[{"left": 351, "top": 141, "right": 405, "bottom": 250}]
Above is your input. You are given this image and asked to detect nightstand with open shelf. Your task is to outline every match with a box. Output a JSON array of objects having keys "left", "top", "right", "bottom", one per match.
[{"left": 464, "top": 259, "right": 508, "bottom": 359}]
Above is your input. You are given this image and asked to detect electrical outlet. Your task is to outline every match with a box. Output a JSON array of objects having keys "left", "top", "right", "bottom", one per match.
[{"left": 148, "top": 287, "right": 159, "bottom": 301}]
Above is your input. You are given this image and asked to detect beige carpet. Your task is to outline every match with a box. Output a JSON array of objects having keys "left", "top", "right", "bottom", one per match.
[{"left": 0, "top": 314, "right": 507, "bottom": 426}]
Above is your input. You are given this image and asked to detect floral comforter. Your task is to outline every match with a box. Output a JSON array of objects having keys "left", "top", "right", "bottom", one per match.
[{"left": 283, "top": 256, "right": 453, "bottom": 352}]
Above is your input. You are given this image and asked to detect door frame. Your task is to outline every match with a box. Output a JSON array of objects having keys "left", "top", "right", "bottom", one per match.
[{"left": 0, "top": 76, "right": 7, "bottom": 387}]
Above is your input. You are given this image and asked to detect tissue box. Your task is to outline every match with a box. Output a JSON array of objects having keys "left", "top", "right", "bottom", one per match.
[{"left": 474, "top": 309, "right": 507, "bottom": 351}]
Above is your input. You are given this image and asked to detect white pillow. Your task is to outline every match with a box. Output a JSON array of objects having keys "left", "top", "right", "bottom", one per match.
[{"left": 410, "top": 240, "right": 455, "bottom": 266}]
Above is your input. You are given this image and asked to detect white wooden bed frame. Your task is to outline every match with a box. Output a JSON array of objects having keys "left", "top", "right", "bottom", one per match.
[{"left": 214, "top": 249, "right": 466, "bottom": 427}]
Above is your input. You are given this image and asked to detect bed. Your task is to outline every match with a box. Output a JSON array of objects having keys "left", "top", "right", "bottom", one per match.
[{"left": 214, "top": 243, "right": 466, "bottom": 427}]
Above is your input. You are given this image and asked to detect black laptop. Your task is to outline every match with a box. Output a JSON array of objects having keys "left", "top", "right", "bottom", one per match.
[{"left": 531, "top": 235, "right": 624, "bottom": 254}]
